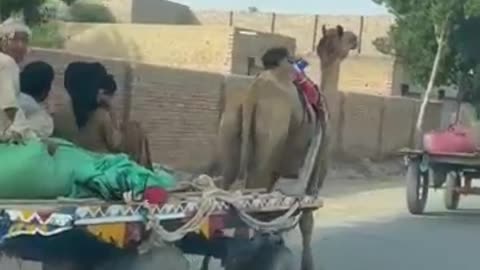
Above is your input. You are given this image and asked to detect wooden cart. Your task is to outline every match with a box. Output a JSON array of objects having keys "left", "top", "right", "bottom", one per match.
[
  {"left": 401, "top": 148, "right": 480, "bottom": 215},
  {"left": 0, "top": 190, "right": 322, "bottom": 270}
]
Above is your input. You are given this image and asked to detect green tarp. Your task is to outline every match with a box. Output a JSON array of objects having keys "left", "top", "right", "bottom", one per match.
[{"left": 0, "top": 138, "right": 175, "bottom": 200}]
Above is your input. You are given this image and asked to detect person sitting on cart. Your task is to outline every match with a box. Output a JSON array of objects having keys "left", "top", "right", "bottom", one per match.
[
  {"left": 18, "top": 61, "right": 55, "bottom": 138},
  {"left": 0, "top": 16, "right": 35, "bottom": 142},
  {"left": 53, "top": 61, "right": 154, "bottom": 170}
]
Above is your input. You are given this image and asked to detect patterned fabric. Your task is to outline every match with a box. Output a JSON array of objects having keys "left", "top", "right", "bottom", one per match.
[{"left": 0, "top": 194, "right": 322, "bottom": 247}]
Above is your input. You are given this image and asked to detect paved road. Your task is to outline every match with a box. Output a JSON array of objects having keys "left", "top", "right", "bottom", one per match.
[
  {"left": 285, "top": 182, "right": 480, "bottom": 270},
  {"left": 6, "top": 178, "right": 480, "bottom": 270},
  {"left": 183, "top": 178, "right": 480, "bottom": 270}
]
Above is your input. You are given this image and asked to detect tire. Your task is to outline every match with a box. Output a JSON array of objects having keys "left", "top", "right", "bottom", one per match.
[
  {"left": 444, "top": 172, "right": 461, "bottom": 210},
  {"left": 406, "top": 160, "right": 429, "bottom": 215},
  {"left": 225, "top": 244, "right": 295, "bottom": 270}
]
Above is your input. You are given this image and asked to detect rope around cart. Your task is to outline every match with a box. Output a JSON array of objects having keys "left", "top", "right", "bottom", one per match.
[{"left": 136, "top": 174, "right": 302, "bottom": 254}]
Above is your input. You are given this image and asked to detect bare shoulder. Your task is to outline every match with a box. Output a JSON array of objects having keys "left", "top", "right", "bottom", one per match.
[{"left": 93, "top": 107, "right": 112, "bottom": 122}]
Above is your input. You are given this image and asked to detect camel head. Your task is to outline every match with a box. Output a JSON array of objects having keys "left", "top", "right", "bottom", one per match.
[{"left": 316, "top": 25, "right": 358, "bottom": 65}]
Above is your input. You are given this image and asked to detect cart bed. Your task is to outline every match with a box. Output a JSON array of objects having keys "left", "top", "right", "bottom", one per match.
[
  {"left": 0, "top": 191, "right": 322, "bottom": 243},
  {"left": 399, "top": 148, "right": 480, "bottom": 167}
]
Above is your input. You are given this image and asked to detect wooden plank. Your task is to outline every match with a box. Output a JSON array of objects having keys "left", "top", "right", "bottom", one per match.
[
  {"left": 399, "top": 148, "right": 480, "bottom": 159},
  {"left": 428, "top": 156, "right": 480, "bottom": 167}
]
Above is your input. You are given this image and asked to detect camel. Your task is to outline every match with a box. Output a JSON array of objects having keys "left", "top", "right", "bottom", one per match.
[{"left": 202, "top": 25, "right": 358, "bottom": 270}]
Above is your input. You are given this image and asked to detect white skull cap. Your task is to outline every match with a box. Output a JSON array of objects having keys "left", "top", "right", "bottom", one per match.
[{"left": 0, "top": 14, "right": 32, "bottom": 39}]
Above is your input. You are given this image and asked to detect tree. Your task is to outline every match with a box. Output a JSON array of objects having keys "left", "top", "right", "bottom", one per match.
[
  {"left": 0, "top": 0, "right": 77, "bottom": 24},
  {"left": 0, "top": 0, "right": 45, "bottom": 23},
  {"left": 68, "top": 1, "right": 115, "bottom": 23},
  {"left": 372, "top": 0, "right": 480, "bottom": 146}
]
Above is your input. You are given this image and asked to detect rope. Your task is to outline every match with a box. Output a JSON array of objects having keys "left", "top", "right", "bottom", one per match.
[{"left": 137, "top": 175, "right": 302, "bottom": 252}]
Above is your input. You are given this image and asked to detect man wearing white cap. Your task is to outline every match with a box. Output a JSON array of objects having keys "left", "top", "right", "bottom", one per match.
[{"left": 0, "top": 15, "right": 34, "bottom": 141}]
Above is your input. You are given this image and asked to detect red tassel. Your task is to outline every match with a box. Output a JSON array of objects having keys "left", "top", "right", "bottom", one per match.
[{"left": 143, "top": 187, "right": 169, "bottom": 205}]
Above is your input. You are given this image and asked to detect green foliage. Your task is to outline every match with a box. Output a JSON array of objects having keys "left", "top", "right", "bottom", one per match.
[
  {"left": 30, "top": 21, "right": 64, "bottom": 48},
  {"left": 465, "top": 0, "right": 480, "bottom": 17},
  {"left": 68, "top": 1, "right": 115, "bottom": 23},
  {"left": 0, "top": 0, "right": 46, "bottom": 24},
  {"left": 372, "top": 0, "right": 479, "bottom": 88},
  {"left": 0, "top": 0, "right": 117, "bottom": 48},
  {"left": 40, "top": 0, "right": 72, "bottom": 21},
  {"left": 0, "top": 0, "right": 77, "bottom": 24}
]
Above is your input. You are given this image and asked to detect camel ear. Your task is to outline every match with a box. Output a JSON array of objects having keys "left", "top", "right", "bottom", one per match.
[
  {"left": 322, "top": 25, "right": 327, "bottom": 36},
  {"left": 336, "top": 25, "right": 344, "bottom": 38}
]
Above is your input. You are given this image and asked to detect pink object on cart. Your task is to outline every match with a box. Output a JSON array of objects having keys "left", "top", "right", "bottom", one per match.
[{"left": 423, "top": 124, "right": 477, "bottom": 154}]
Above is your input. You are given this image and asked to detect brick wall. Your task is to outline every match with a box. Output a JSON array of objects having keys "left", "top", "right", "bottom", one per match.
[
  {"left": 303, "top": 54, "right": 396, "bottom": 96},
  {"left": 326, "top": 92, "right": 443, "bottom": 159},
  {"left": 130, "top": 63, "right": 224, "bottom": 170}
]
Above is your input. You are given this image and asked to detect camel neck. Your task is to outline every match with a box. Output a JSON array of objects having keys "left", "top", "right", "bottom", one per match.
[{"left": 320, "top": 60, "right": 341, "bottom": 93}]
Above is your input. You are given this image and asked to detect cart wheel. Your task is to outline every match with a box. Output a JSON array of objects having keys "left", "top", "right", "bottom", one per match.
[
  {"left": 406, "top": 160, "right": 429, "bottom": 215},
  {"left": 225, "top": 244, "right": 294, "bottom": 270},
  {"left": 444, "top": 172, "right": 461, "bottom": 210}
]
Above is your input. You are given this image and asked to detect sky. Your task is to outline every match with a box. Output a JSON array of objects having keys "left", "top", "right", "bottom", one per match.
[{"left": 174, "top": 0, "right": 389, "bottom": 15}]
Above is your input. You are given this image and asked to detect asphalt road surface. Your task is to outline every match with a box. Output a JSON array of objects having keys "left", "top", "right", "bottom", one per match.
[
  {"left": 5, "top": 178, "right": 480, "bottom": 270},
  {"left": 289, "top": 180, "right": 480, "bottom": 270},
  {"left": 193, "top": 178, "right": 480, "bottom": 270}
]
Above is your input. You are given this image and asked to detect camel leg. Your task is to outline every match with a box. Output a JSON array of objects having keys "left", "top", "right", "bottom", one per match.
[
  {"left": 220, "top": 142, "right": 240, "bottom": 190},
  {"left": 121, "top": 121, "right": 154, "bottom": 170},
  {"left": 200, "top": 255, "right": 211, "bottom": 270},
  {"left": 246, "top": 105, "right": 290, "bottom": 191},
  {"left": 245, "top": 134, "right": 286, "bottom": 191},
  {"left": 299, "top": 210, "right": 314, "bottom": 270},
  {"left": 218, "top": 111, "right": 241, "bottom": 190}
]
